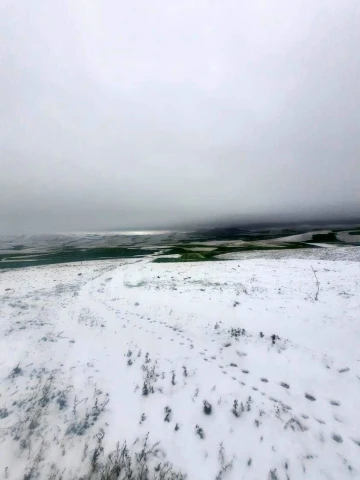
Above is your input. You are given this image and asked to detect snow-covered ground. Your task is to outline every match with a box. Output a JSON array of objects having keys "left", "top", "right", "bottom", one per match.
[
  {"left": 218, "top": 246, "right": 360, "bottom": 262},
  {"left": 1, "top": 253, "right": 360, "bottom": 479}
]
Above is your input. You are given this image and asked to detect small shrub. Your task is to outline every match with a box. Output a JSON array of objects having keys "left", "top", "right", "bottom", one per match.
[
  {"left": 230, "top": 328, "right": 246, "bottom": 339},
  {"left": 195, "top": 425, "right": 204, "bottom": 439},
  {"left": 203, "top": 400, "right": 212, "bottom": 415},
  {"left": 91, "top": 429, "right": 105, "bottom": 472},
  {"left": 215, "top": 442, "right": 233, "bottom": 479},
  {"left": 10, "top": 365, "right": 22, "bottom": 378},
  {"left": 0, "top": 408, "right": 10, "bottom": 419},
  {"left": 232, "top": 400, "right": 242, "bottom": 418},
  {"left": 67, "top": 393, "right": 109, "bottom": 436},
  {"left": 56, "top": 391, "right": 68, "bottom": 410},
  {"left": 164, "top": 406, "right": 172, "bottom": 422},
  {"left": 269, "top": 469, "right": 279, "bottom": 480}
]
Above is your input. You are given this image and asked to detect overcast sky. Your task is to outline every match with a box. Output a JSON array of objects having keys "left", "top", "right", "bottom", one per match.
[{"left": 1, "top": 0, "right": 359, "bottom": 233}]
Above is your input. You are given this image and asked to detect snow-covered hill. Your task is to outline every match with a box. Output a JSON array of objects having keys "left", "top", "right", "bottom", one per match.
[{"left": 0, "top": 254, "right": 360, "bottom": 479}]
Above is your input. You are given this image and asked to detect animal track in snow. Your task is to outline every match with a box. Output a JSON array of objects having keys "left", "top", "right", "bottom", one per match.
[
  {"left": 280, "top": 382, "right": 290, "bottom": 389},
  {"left": 331, "top": 433, "right": 343, "bottom": 443}
]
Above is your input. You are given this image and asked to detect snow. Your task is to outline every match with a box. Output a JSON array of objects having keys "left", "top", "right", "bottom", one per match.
[
  {"left": 337, "top": 232, "right": 360, "bottom": 243},
  {"left": 0, "top": 253, "right": 360, "bottom": 479},
  {"left": 272, "top": 231, "right": 330, "bottom": 243},
  {"left": 217, "top": 245, "right": 360, "bottom": 262},
  {"left": 306, "top": 243, "right": 336, "bottom": 248}
]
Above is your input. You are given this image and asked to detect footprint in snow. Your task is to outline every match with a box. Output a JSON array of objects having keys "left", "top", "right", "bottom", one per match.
[
  {"left": 261, "top": 378, "right": 269, "bottom": 383},
  {"left": 305, "top": 393, "right": 316, "bottom": 401},
  {"left": 269, "top": 397, "right": 280, "bottom": 403},
  {"left": 331, "top": 433, "right": 343, "bottom": 443},
  {"left": 329, "top": 400, "right": 341, "bottom": 406},
  {"left": 280, "top": 382, "right": 290, "bottom": 389},
  {"left": 236, "top": 351, "right": 247, "bottom": 357}
]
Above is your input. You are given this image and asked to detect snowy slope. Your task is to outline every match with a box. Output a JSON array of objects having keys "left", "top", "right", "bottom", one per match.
[
  {"left": 271, "top": 231, "right": 330, "bottom": 243},
  {"left": 0, "top": 255, "right": 360, "bottom": 479},
  {"left": 218, "top": 245, "right": 360, "bottom": 262}
]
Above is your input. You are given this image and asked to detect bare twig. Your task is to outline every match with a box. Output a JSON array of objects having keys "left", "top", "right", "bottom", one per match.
[{"left": 311, "top": 266, "right": 320, "bottom": 301}]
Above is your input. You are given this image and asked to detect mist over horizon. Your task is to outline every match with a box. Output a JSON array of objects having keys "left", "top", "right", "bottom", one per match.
[
  {"left": 2, "top": 213, "right": 360, "bottom": 237},
  {"left": 1, "top": 0, "right": 359, "bottom": 235}
]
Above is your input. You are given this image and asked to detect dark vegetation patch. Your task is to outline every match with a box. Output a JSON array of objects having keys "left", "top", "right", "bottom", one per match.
[
  {"left": 152, "top": 242, "right": 317, "bottom": 263},
  {"left": 311, "top": 232, "right": 339, "bottom": 243}
]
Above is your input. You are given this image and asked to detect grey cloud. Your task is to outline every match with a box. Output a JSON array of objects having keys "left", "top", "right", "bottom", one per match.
[{"left": 1, "top": 0, "right": 359, "bottom": 233}]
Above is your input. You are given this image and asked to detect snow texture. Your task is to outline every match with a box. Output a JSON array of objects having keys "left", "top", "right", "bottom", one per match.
[{"left": 0, "top": 253, "right": 360, "bottom": 479}]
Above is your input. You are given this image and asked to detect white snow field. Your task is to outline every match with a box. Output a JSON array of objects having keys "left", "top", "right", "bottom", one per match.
[{"left": 0, "top": 253, "right": 360, "bottom": 479}]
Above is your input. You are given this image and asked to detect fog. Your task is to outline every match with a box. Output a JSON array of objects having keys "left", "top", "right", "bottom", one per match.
[{"left": 1, "top": 0, "right": 359, "bottom": 233}]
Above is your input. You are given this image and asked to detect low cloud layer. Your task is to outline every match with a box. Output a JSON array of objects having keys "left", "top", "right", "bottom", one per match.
[{"left": 1, "top": 0, "right": 359, "bottom": 233}]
